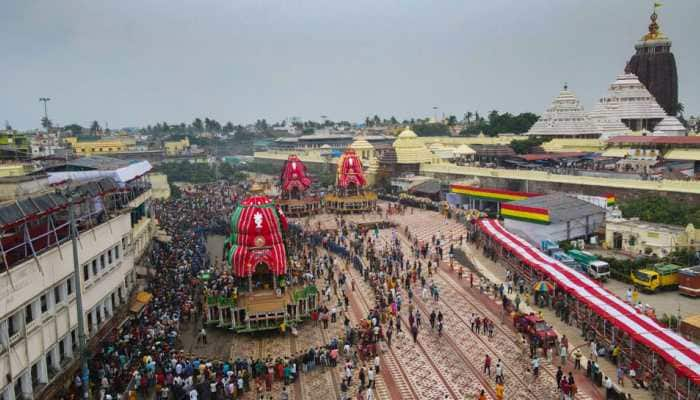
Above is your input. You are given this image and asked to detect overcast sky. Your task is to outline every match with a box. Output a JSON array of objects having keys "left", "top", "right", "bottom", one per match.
[{"left": 1, "top": 0, "right": 698, "bottom": 130}]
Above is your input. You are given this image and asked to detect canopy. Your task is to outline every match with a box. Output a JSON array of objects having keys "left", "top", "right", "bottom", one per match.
[
  {"left": 129, "top": 291, "right": 153, "bottom": 314},
  {"left": 47, "top": 160, "right": 152, "bottom": 185},
  {"left": 477, "top": 219, "right": 700, "bottom": 384}
]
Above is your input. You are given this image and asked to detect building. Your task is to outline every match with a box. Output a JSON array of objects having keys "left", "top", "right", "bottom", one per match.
[
  {"left": 0, "top": 174, "right": 152, "bottom": 400},
  {"left": 148, "top": 173, "right": 171, "bottom": 200},
  {"left": 392, "top": 127, "right": 434, "bottom": 175},
  {"left": 163, "top": 137, "right": 190, "bottom": 156},
  {"left": 501, "top": 192, "right": 606, "bottom": 245},
  {"left": 605, "top": 219, "right": 699, "bottom": 257},
  {"left": 653, "top": 116, "right": 687, "bottom": 136},
  {"left": 526, "top": 85, "right": 601, "bottom": 138},
  {"left": 588, "top": 73, "right": 668, "bottom": 137},
  {"left": 29, "top": 132, "right": 65, "bottom": 158},
  {"left": 625, "top": 6, "right": 679, "bottom": 116},
  {"left": 64, "top": 137, "right": 130, "bottom": 155}
]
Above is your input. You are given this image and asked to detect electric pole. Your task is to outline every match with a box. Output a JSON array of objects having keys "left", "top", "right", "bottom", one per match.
[{"left": 69, "top": 196, "right": 90, "bottom": 399}]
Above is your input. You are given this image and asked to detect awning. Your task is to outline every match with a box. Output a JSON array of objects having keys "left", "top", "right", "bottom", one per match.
[
  {"left": 601, "top": 148, "right": 630, "bottom": 158},
  {"left": 665, "top": 149, "right": 700, "bottom": 161},
  {"left": 48, "top": 160, "right": 152, "bottom": 185},
  {"left": 477, "top": 219, "right": 700, "bottom": 384},
  {"left": 129, "top": 291, "right": 153, "bottom": 314}
]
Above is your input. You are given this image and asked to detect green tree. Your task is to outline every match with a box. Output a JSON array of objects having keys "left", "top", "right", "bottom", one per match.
[
  {"left": 510, "top": 137, "right": 551, "bottom": 154},
  {"left": 446, "top": 115, "right": 458, "bottom": 126},
  {"left": 192, "top": 118, "right": 204, "bottom": 132},
  {"left": 64, "top": 124, "right": 83, "bottom": 135},
  {"left": 412, "top": 123, "right": 450, "bottom": 137},
  {"left": 90, "top": 120, "right": 101, "bottom": 133}
]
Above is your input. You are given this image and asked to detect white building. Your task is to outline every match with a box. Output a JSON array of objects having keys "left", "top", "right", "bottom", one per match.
[
  {"left": 0, "top": 174, "right": 153, "bottom": 399},
  {"left": 29, "top": 132, "right": 65, "bottom": 159}
]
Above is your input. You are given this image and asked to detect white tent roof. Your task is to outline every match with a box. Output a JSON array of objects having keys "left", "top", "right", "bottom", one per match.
[{"left": 48, "top": 160, "right": 152, "bottom": 185}]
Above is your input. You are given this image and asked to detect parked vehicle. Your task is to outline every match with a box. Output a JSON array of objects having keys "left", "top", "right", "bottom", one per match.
[
  {"left": 679, "top": 266, "right": 700, "bottom": 298},
  {"left": 513, "top": 312, "right": 557, "bottom": 348},
  {"left": 541, "top": 240, "right": 584, "bottom": 272},
  {"left": 631, "top": 263, "right": 681, "bottom": 293},
  {"left": 567, "top": 249, "right": 611, "bottom": 281}
]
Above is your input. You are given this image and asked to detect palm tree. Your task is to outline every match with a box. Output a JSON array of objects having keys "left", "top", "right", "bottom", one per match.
[{"left": 464, "top": 111, "right": 473, "bottom": 125}]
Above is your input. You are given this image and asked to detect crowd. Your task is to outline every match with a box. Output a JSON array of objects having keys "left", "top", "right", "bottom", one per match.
[{"left": 57, "top": 182, "right": 392, "bottom": 400}]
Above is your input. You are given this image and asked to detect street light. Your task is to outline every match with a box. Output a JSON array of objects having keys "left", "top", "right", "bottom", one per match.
[
  {"left": 68, "top": 193, "right": 90, "bottom": 399},
  {"left": 39, "top": 97, "right": 51, "bottom": 121}
]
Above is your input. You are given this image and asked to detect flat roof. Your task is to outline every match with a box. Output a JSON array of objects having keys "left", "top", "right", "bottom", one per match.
[{"left": 607, "top": 136, "right": 700, "bottom": 146}]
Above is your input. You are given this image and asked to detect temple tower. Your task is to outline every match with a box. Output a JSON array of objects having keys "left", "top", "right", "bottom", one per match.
[{"left": 625, "top": 4, "right": 679, "bottom": 115}]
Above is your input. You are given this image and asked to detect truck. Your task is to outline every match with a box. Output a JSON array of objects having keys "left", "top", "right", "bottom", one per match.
[
  {"left": 678, "top": 265, "right": 700, "bottom": 297},
  {"left": 540, "top": 240, "right": 586, "bottom": 273},
  {"left": 567, "top": 249, "right": 611, "bottom": 281},
  {"left": 631, "top": 263, "right": 682, "bottom": 293}
]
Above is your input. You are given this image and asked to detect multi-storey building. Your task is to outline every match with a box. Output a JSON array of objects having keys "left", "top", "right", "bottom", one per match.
[{"left": 0, "top": 173, "right": 153, "bottom": 399}]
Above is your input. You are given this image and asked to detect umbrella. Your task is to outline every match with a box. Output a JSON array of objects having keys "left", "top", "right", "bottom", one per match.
[{"left": 533, "top": 281, "right": 555, "bottom": 293}]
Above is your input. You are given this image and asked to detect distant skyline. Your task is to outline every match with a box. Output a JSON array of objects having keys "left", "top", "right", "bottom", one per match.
[{"left": 1, "top": 0, "right": 698, "bottom": 131}]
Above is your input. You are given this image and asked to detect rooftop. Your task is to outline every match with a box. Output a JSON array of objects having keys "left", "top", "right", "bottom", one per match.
[
  {"left": 607, "top": 136, "right": 700, "bottom": 146},
  {"left": 589, "top": 73, "right": 667, "bottom": 134},
  {"left": 509, "top": 192, "right": 606, "bottom": 224},
  {"left": 653, "top": 116, "right": 687, "bottom": 136},
  {"left": 526, "top": 86, "right": 600, "bottom": 137}
]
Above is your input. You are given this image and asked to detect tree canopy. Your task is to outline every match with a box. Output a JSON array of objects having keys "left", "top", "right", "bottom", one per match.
[
  {"left": 510, "top": 136, "right": 551, "bottom": 154},
  {"left": 411, "top": 123, "right": 451, "bottom": 137},
  {"left": 460, "top": 111, "right": 538, "bottom": 136},
  {"left": 619, "top": 196, "right": 700, "bottom": 227}
]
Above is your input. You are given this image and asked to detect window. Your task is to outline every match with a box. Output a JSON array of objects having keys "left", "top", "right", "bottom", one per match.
[
  {"left": 83, "top": 264, "right": 89, "bottom": 282},
  {"left": 25, "top": 304, "right": 34, "bottom": 324},
  {"left": 108, "top": 249, "right": 112, "bottom": 264},
  {"left": 100, "top": 254, "right": 105, "bottom": 270},
  {"left": 8, "top": 312, "right": 20, "bottom": 337},
  {"left": 70, "top": 330, "right": 77, "bottom": 352},
  {"left": 59, "top": 339, "right": 66, "bottom": 361},
  {"left": 31, "top": 362, "right": 39, "bottom": 387},
  {"left": 40, "top": 294, "right": 48, "bottom": 313},
  {"left": 54, "top": 286, "right": 62, "bottom": 305},
  {"left": 114, "top": 246, "right": 119, "bottom": 260},
  {"left": 93, "top": 259, "right": 99, "bottom": 275},
  {"left": 67, "top": 277, "right": 74, "bottom": 296},
  {"left": 122, "top": 237, "right": 127, "bottom": 251}
]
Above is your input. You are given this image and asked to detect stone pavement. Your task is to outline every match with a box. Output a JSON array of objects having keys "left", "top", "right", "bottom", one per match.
[{"left": 381, "top": 205, "right": 657, "bottom": 400}]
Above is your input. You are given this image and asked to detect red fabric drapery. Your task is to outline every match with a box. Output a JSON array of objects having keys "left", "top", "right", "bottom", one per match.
[{"left": 337, "top": 149, "right": 366, "bottom": 188}]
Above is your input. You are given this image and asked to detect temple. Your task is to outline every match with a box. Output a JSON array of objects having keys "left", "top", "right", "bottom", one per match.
[
  {"left": 588, "top": 73, "right": 668, "bottom": 138},
  {"left": 207, "top": 194, "right": 318, "bottom": 332},
  {"left": 526, "top": 85, "right": 601, "bottom": 138},
  {"left": 277, "top": 155, "right": 321, "bottom": 216},
  {"left": 323, "top": 148, "right": 377, "bottom": 213},
  {"left": 625, "top": 5, "right": 679, "bottom": 115}
]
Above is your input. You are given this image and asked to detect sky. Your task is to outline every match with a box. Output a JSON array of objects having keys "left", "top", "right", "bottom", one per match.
[{"left": 1, "top": 0, "right": 698, "bottom": 131}]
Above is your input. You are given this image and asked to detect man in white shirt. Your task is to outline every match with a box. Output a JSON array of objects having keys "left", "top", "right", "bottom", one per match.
[{"left": 368, "top": 367, "right": 376, "bottom": 388}]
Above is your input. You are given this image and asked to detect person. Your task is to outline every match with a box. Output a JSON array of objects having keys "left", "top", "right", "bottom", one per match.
[
  {"left": 477, "top": 389, "right": 487, "bottom": 400},
  {"left": 556, "top": 366, "right": 563, "bottom": 389},
  {"left": 494, "top": 359, "right": 503, "bottom": 384},
  {"left": 483, "top": 354, "right": 491, "bottom": 377},
  {"left": 590, "top": 340, "right": 598, "bottom": 362},
  {"left": 604, "top": 375, "right": 614, "bottom": 399},
  {"left": 495, "top": 382, "right": 504, "bottom": 400},
  {"left": 632, "top": 287, "right": 639, "bottom": 304},
  {"left": 617, "top": 366, "right": 625, "bottom": 386},
  {"left": 367, "top": 366, "right": 375, "bottom": 388},
  {"left": 411, "top": 323, "right": 419, "bottom": 343},
  {"left": 531, "top": 355, "right": 540, "bottom": 378},
  {"left": 560, "top": 343, "right": 568, "bottom": 365},
  {"left": 626, "top": 288, "right": 632, "bottom": 304},
  {"left": 573, "top": 348, "right": 582, "bottom": 370}
]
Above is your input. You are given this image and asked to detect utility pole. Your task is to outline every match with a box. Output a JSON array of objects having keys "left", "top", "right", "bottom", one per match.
[{"left": 69, "top": 196, "right": 90, "bottom": 399}]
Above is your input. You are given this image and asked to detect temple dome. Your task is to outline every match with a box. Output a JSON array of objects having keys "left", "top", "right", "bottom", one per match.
[
  {"left": 393, "top": 127, "right": 433, "bottom": 164},
  {"left": 398, "top": 126, "right": 418, "bottom": 138},
  {"left": 653, "top": 116, "right": 687, "bottom": 136},
  {"left": 350, "top": 135, "right": 373, "bottom": 150},
  {"left": 527, "top": 85, "right": 599, "bottom": 137}
]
